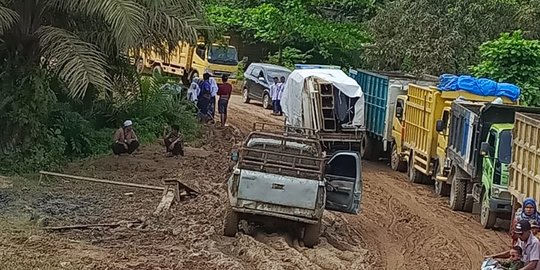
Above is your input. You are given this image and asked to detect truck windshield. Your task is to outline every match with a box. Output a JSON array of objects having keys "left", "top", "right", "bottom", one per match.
[
  {"left": 498, "top": 130, "right": 512, "bottom": 164},
  {"left": 208, "top": 45, "right": 238, "bottom": 65}
]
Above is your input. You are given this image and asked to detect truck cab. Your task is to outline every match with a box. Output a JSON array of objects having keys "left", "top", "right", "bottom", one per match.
[
  {"left": 477, "top": 124, "right": 513, "bottom": 228},
  {"left": 192, "top": 41, "right": 239, "bottom": 84}
]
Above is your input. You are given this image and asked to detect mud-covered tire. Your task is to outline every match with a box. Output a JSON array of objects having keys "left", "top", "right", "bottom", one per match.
[
  {"left": 434, "top": 181, "right": 450, "bottom": 197},
  {"left": 243, "top": 87, "right": 250, "bottom": 103},
  {"left": 481, "top": 191, "right": 497, "bottom": 229},
  {"left": 449, "top": 169, "right": 466, "bottom": 211},
  {"left": 408, "top": 152, "right": 423, "bottom": 184},
  {"left": 223, "top": 206, "right": 239, "bottom": 237},
  {"left": 390, "top": 144, "right": 407, "bottom": 172},
  {"left": 262, "top": 93, "right": 271, "bottom": 109},
  {"left": 303, "top": 221, "right": 321, "bottom": 248}
]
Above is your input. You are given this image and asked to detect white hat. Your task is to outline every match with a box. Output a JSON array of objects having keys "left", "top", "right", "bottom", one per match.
[{"left": 123, "top": 120, "right": 133, "bottom": 127}]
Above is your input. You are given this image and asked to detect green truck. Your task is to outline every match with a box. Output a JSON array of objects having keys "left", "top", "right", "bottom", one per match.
[{"left": 442, "top": 101, "right": 540, "bottom": 228}]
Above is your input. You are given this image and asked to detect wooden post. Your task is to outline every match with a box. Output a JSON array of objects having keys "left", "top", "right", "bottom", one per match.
[{"left": 39, "top": 171, "right": 164, "bottom": 191}]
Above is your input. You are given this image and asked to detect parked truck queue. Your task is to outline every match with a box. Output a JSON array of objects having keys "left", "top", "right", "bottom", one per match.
[{"left": 349, "top": 68, "right": 540, "bottom": 234}]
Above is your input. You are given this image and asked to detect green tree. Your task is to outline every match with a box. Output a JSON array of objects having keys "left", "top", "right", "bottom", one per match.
[
  {"left": 365, "top": 0, "right": 519, "bottom": 74},
  {"left": 471, "top": 31, "right": 540, "bottom": 106}
]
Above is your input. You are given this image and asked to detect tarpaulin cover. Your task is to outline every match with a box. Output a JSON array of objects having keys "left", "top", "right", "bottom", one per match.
[
  {"left": 281, "top": 69, "right": 364, "bottom": 129},
  {"left": 438, "top": 74, "right": 521, "bottom": 101}
]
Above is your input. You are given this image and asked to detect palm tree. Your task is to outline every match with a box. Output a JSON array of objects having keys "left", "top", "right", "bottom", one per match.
[{"left": 0, "top": 0, "right": 208, "bottom": 98}]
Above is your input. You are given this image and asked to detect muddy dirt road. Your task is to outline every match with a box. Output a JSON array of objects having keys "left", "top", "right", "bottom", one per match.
[
  {"left": 0, "top": 93, "right": 510, "bottom": 270},
  {"left": 228, "top": 94, "right": 510, "bottom": 269}
]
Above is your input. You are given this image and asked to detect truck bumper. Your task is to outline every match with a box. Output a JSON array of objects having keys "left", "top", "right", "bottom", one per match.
[{"left": 489, "top": 197, "right": 512, "bottom": 214}]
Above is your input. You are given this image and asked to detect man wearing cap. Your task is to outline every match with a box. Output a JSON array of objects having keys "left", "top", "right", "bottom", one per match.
[
  {"left": 487, "top": 220, "right": 540, "bottom": 270},
  {"left": 112, "top": 120, "right": 140, "bottom": 156}
]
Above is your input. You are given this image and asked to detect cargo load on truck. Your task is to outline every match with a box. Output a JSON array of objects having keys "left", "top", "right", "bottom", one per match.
[
  {"left": 281, "top": 68, "right": 364, "bottom": 153},
  {"left": 348, "top": 69, "right": 438, "bottom": 161},
  {"left": 444, "top": 101, "right": 540, "bottom": 228},
  {"left": 509, "top": 112, "right": 540, "bottom": 227}
]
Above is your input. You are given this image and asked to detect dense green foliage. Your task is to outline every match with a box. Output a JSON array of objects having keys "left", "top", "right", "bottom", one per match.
[
  {"left": 365, "top": 0, "right": 519, "bottom": 74},
  {"left": 0, "top": 0, "right": 204, "bottom": 174},
  {"left": 206, "top": 0, "right": 369, "bottom": 67},
  {"left": 472, "top": 31, "right": 540, "bottom": 106}
]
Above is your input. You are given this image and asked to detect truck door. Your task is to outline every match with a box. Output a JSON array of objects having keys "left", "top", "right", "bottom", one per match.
[
  {"left": 482, "top": 130, "right": 497, "bottom": 191},
  {"left": 324, "top": 151, "right": 362, "bottom": 214},
  {"left": 391, "top": 96, "right": 407, "bottom": 150}
]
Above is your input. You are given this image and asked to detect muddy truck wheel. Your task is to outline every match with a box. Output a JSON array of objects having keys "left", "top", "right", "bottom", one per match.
[
  {"left": 361, "top": 136, "right": 375, "bottom": 161},
  {"left": 449, "top": 169, "right": 466, "bottom": 211},
  {"left": 480, "top": 190, "right": 497, "bottom": 229},
  {"left": 303, "top": 221, "right": 321, "bottom": 248},
  {"left": 390, "top": 144, "right": 407, "bottom": 172},
  {"left": 223, "top": 206, "right": 239, "bottom": 237},
  {"left": 408, "top": 152, "right": 424, "bottom": 184}
]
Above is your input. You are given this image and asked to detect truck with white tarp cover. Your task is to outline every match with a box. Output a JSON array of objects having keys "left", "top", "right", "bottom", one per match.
[{"left": 280, "top": 68, "right": 365, "bottom": 153}]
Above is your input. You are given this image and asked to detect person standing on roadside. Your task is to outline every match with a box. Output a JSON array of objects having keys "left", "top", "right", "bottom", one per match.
[
  {"left": 217, "top": 74, "right": 233, "bottom": 128},
  {"left": 486, "top": 220, "right": 540, "bottom": 270},
  {"left": 209, "top": 76, "right": 219, "bottom": 120},
  {"left": 197, "top": 73, "right": 212, "bottom": 123},
  {"left": 276, "top": 76, "right": 286, "bottom": 116},
  {"left": 112, "top": 120, "right": 139, "bottom": 156},
  {"left": 270, "top": 77, "right": 280, "bottom": 116}
]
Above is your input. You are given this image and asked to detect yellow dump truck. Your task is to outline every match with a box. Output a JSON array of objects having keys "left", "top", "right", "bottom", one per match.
[
  {"left": 130, "top": 36, "right": 239, "bottom": 84},
  {"left": 509, "top": 112, "right": 540, "bottom": 218},
  {"left": 395, "top": 85, "right": 514, "bottom": 192}
]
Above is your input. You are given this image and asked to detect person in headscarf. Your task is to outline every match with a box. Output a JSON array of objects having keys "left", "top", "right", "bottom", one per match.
[
  {"left": 512, "top": 198, "right": 540, "bottom": 244},
  {"left": 188, "top": 77, "right": 200, "bottom": 103},
  {"left": 196, "top": 73, "right": 212, "bottom": 123}
]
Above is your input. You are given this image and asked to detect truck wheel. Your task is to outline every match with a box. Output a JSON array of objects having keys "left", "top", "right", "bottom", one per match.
[
  {"left": 390, "top": 144, "right": 407, "bottom": 172},
  {"left": 434, "top": 181, "right": 450, "bottom": 197},
  {"left": 408, "top": 152, "right": 423, "bottom": 184},
  {"left": 480, "top": 190, "right": 497, "bottom": 229},
  {"left": 449, "top": 169, "right": 466, "bottom": 211},
  {"left": 262, "top": 93, "right": 271, "bottom": 109},
  {"left": 223, "top": 206, "right": 239, "bottom": 237},
  {"left": 152, "top": 65, "right": 163, "bottom": 77},
  {"left": 361, "top": 136, "right": 375, "bottom": 161},
  {"left": 303, "top": 221, "right": 321, "bottom": 248},
  {"left": 243, "top": 87, "right": 250, "bottom": 103}
]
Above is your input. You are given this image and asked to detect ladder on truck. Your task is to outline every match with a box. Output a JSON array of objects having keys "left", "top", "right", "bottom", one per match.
[{"left": 318, "top": 83, "right": 336, "bottom": 132}]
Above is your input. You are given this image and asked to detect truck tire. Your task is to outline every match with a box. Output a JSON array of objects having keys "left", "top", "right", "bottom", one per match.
[
  {"left": 303, "top": 221, "right": 321, "bottom": 248},
  {"left": 152, "top": 65, "right": 163, "bottom": 77},
  {"left": 408, "top": 152, "right": 424, "bottom": 184},
  {"left": 480, "top": 190, "right": 497, "bottom": 229},
  {"left": 223, "top": 206, "right": 239, "bottom": 237},
  {"left": 390, "top": 143, "right": 407, "bottom": 172},
  {"left": 361, "top": 136, "right": 375, "bottom": 161},
  {"left": 263, "top": 93, "right": 272, "bottom": 109},
  {"left": 434, "top": 181, "right": 450, "bottom": 197},
  {"left": 449, "top": 169, "right": 466, "bottom": 211}
]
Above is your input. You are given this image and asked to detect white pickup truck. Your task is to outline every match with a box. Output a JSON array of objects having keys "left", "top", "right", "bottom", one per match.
[{"left": 223, "top": 123, "right": 363, "bottom": 247}]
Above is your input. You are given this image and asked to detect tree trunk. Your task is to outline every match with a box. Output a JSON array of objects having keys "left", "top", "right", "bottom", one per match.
[{"left": 278, "top": 43, "right": 283, "bottom": 65}]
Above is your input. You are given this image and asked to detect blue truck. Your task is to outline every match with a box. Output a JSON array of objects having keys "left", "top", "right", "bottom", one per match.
[{"left": 348, "top": 69, "right": 438, "bottom": 162}]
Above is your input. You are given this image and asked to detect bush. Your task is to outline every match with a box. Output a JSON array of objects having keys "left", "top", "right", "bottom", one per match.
[{"left": 0, "top": 72, "right": 200, "bottom": 175}]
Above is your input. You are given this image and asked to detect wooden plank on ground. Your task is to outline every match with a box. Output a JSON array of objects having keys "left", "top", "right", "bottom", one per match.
[
  {"left": 153, "top": 190, "right": 175, "bottom": 216},
  {"left": 40, "top": 171, "right": 164, "bottom": 191}
]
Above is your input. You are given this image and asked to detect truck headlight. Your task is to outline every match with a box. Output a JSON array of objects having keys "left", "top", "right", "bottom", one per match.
[
  {"left": 204, "top": 68, "right": 214, "bottom": 76},
  {"left": 229, "top": 72, "right": 237, "bottom": 79}
]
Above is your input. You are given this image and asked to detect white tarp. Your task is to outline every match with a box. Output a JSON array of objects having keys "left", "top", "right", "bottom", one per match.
[{"left": 281, "top": 68, "right": 365, "bottom": 130}]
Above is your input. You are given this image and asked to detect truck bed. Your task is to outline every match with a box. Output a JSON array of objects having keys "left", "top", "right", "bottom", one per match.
[{"left": 510, "top": 112, "right": 540, "bottom": 203}]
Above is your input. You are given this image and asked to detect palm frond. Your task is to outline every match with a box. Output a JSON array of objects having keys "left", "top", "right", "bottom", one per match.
[
  {"left": 37, "top": 26, "right": 112, "bottom": 98},
  {"left": 48, "top": 0, "right": 145, "bottom": 50},
  {"left": 0, "top": 5, "right": 19, "bottom": 34}
]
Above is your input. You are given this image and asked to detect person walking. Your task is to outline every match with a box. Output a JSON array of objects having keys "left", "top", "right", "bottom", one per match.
[
  {"left": 112, "top": 120, "right": 139, "bottom": 156},
  {"left": 196, "top": 73, "right": 212, "bottom": 123},
  {"left": 217, "top": 75, "right": 233, "bottom": 128}
]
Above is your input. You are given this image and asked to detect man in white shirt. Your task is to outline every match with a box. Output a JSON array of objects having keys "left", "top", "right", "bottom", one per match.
[{"left": 487, "top": 220, "right": 540, "bottom": 270}]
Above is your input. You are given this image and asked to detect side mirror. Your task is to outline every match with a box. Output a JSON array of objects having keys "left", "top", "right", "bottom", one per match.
[
  {"left": 396, "top": 107, "right": 403, "bottom": 118},
  {"left": 436, "top": 120, "right": 445, "bottom": 132},
  {"left": 480, "top": 142, "right": 490, "bottom": 156},
  {"left": 231, "top": 150, "right": 239, "bottom": 161}
]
